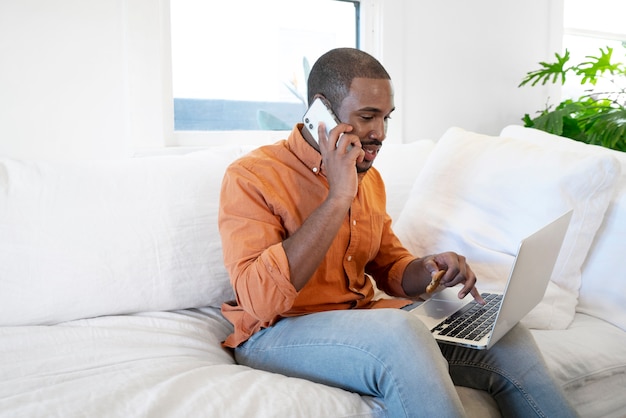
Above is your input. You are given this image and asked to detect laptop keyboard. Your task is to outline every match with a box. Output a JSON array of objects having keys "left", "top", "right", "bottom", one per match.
[{"left": 431, "top": 293, "right": 502, "bottom": 341}]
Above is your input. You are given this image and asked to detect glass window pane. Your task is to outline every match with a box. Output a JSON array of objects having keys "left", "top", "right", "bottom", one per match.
[
  {"left": 561, "top": 35, "right": 625, "bottom": 101},
  {"left": 562, "top": 1, "right": 626, "bottom": 101},
  {"left": 170, "top": 0, "right": 358, "bottom": 131}
]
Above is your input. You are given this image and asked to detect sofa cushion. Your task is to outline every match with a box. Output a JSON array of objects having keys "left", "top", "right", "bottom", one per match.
[
  {"left": 394, "top": 127, "right": 620, "bottom": 329},
  {"left": 531, "top": 313, "right": 626, "bottom": 417},
  {"left": 0, "top": 148, "right": 251, "bottom": 326},
  {"left": 373, "top": 140, "right": 435, "bottom": 221},
  {"left": 501, "top": 125, "right": 626, "bottom": 332},
  {"left": 0, "top": 308, "right": 384, "bottom": 418}
]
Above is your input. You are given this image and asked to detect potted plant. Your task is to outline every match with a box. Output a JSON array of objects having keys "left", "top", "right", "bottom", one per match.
[{"left": 519, "top": 45, "right": 626, "bottom": 152}]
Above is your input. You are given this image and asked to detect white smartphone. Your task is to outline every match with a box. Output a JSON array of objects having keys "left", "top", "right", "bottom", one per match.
[{"left": 302, "top": 97, "right": 340, "bottom": 144}]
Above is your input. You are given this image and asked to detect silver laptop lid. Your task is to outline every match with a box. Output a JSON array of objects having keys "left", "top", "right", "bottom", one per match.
[
  {"left": 487, "top": 209, "right": 573, "bottom": 348},
  {"left": 411, "top": 210, "right": 573, "bottom": 349}
]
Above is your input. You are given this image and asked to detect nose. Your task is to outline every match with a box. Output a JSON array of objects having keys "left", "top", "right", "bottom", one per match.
[{"left": 369, "top": 118, "right": 387, "bottom": 142}]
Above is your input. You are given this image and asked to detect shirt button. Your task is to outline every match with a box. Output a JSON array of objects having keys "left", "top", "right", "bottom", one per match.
[
  {"left": 347, "top": 255, "right": 353, "bottom": 261},
  {"left": 352, "top": 220, "right": 357, "bottom": 226},
  {"left": 312, "top": 167, "right": 318, "bottom": 173}
]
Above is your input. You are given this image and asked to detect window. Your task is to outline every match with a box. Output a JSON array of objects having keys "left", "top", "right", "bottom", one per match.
[
  {"left": 562, "top": 0, "right": 626, "bottom": 100},
  {"left": 170, "top": 0, "right": 359, "bottom": 138}
]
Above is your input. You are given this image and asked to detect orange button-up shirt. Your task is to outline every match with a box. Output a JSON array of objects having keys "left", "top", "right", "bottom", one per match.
[{"left": 219, "top": 125, "right": 415, "bottom": 348}]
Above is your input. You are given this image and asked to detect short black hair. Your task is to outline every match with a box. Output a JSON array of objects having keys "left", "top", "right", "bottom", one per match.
[{"left": 307, "top": 48, "right": 390, "bottom": 111}]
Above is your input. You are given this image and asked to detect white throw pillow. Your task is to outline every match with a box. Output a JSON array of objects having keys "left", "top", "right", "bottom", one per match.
[
  {"left": 394, "top": 127, "right": 620, "bottom": 329},
  {"left": 0, "top": 148, "right": 251, "bottom": 326},
  {"left": 501, "top": 125, "right": 626, "bottom": 331},
  {"left": 374, "top": 140, "right": 435, "bottom": 221}
]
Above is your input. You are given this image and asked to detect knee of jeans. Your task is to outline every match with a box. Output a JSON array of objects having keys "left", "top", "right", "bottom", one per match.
[
  {"left": 367, "top": 309, "right": 434, "bottom": 343},
  {"left": 363, "top": 310, "right": 447, "bottom": 370}
]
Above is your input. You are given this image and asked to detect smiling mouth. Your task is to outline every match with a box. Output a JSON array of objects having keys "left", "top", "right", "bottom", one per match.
[{"left": 361, "top": 142, "right": 382, "bottom": 161}]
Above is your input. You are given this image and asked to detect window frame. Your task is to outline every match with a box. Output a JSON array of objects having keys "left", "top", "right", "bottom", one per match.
[{"left": 564, "top": 28, "right": 626, "bottom": 42}]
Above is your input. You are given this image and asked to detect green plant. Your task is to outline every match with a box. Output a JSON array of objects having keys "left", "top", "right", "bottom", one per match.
[{"left": 519, "top": 46, "right": 626, "bottom": 152}]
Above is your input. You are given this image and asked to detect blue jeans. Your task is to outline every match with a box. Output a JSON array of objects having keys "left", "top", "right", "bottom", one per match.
[{"left": 234, "top": 308, "right": 577, "bottom": 417}]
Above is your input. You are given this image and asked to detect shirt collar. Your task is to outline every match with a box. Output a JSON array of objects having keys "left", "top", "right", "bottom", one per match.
[{"left": 288, "top": 123, "right": 324, "bottom": 176}]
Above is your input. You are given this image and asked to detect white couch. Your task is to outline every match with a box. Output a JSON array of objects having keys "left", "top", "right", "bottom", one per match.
[{"left": 1, "top": 126, "right": 625, "bottom": 418}]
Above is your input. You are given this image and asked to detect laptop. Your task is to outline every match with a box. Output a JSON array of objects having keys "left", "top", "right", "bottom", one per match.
[{"left": 410, "top": 210, "right": 573, "bottom": 350}]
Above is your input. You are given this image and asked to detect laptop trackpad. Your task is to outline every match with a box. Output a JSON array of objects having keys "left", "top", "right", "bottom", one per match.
[
  {"left": 410, "top": 288, "right": 470, "bottom": 328},
  {"left": 414, "top": 298, "right": 466, "bottom": 320}
]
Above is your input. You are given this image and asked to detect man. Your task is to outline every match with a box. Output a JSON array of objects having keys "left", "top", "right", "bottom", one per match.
[{"left": 218, "top": 48, "right": 577, "bottom": 417}]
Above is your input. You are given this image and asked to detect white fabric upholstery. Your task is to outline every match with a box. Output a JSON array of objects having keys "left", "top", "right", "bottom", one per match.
[
  {"left": 500, "top": 125, "right": 626, "bottom": 332},
  {"left": 394, "top": 127, "right": 621, "bottom": 329},
  {"left": 1, "top": 127, "right": 625, "bottom": 417},
  {"left": 0, "top": 149, "right": 251, "bottom": 326},
  {"left": 0, "top": 308, "right": 384, "bottom": 418},
  {"left": 373, "top": 140, "right": 436, "bottom": 221},
  {"left": 531, "top": 313, "right": 626, "bottom": 417}
]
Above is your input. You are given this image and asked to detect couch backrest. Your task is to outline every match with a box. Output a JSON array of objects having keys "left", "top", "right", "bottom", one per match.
[
  {"left": 0, "top": 147, "right": 256, "bottom": 326},
  {"left": 500, "top": 125, "right": 626, "bottom": 331},
  {"left": 3, "top": 129, "right": 623, "bottom": 332},
  {"left": 0, "top": 140, "right": 435, "bottom": 327}
]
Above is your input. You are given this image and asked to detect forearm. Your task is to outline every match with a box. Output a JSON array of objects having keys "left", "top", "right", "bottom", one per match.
[
  {"left": 401, "top": 258, "right": 432, "bottom": 297},
  {"left": 282, "top": 195, "right": 351, "bottom": 291}
]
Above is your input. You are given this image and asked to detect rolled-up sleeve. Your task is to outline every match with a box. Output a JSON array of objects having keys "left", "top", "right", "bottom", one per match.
[{"left": 219, "top": 162, "right": 298, "bottom": 323}]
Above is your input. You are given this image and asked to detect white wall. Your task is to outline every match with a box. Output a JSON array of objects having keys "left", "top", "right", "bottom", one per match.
[
  {"left": 0, "top": 0, "right": 171, "bottom": 160},
  {"left": 0, "top": 0, "right": 562, "bottom": 159},
  {"left": 382, "top": 0, "right": 563, "bottom": 141}
]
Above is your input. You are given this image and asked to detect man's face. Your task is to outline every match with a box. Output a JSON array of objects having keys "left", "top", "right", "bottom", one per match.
[{"left": 336, "top": 77, "right": 395, "bottom": 173}]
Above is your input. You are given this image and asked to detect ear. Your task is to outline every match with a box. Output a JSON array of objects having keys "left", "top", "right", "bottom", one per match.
[{"left": 312, "top": 93, "right": 331, "bottom": 108}]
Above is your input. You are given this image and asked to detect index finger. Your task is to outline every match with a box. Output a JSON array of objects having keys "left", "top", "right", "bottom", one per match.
[
  {"left": 460, "top": 283, "right": 485, "bottom": 305},
  {"left": 317, "top": 121, "right": 331, "bottom": 151}
]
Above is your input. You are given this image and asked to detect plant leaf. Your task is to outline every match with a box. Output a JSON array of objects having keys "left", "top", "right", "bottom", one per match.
[
  {"left": 518, "top": 45, "right": 626, "bottom": 151},
  {"left": 519, "top": 50, "right": 571, "bottom": 87},
  {"left": 576, "top": 47, "right": 624, "bottom": 85},
  {"left": 586, "top": 107, "right": 626, "bottom": 151}
]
